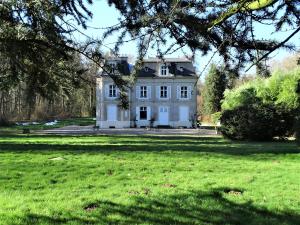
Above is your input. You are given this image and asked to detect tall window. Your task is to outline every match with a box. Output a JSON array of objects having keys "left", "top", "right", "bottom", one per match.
[
  {"left": 160, "top": 64, "right": 168, "bottom": 76},
  {"left": 140, "top": 86, "right": 147, "bottom": 98},
  {"left": 109, "top": 85, "right": 117, "bottom": 97},
  {"left": 180, "top": 86, "right": 188, "bottom": 98},
  {"left": 160, "top": 86, "right": 168, "bottom": 98},
  {"left": 140, "top": 107, "right": 147, "bottom": 120}
]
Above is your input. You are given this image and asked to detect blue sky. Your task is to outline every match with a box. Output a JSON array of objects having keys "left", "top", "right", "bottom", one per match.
[{"left": 74, "top": 0, "right": 300, "bottom": 77}]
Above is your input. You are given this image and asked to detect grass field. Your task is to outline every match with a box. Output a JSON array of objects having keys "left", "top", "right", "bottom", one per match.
[{"left": 0, "top": 134, "right": 299, "bottom": 225}]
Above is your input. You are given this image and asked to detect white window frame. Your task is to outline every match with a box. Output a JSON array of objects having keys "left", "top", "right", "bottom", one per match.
[
  {"left": 108, "top": 62, "right": 117, "bottom": 73},
  {"left": 180, "top": 86, "right": 188, "bottom": 99},
  {"left": 160, "top": 86, "right": 168, "bottom": 98},
  {"left": 108, "top": 84, "right": 117, "bottom": 98},
  {"left": 177, "top": 85, "right": 191, "bottom": 100},
  {"left": 139, "top": 106, "right": 147, "bottom": 120},
  {"left": 160, "top": 64, "right": 169, "bottom": 76},
  {"left": 136, "top": 106, "right": 151, "bottom": 121},
  {"left": 140, "top": 86, "right": 147, "bottom": 99}
]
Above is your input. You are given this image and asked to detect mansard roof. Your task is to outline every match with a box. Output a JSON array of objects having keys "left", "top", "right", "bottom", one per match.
[
  {"left": 138, "top": 57, "right": 197, "bottom": 78},
  {"left": 100, "top": 57, "right": 197, "bottom": 78},
  {"left": 142, "top": 57, "right": 192, "bottom": 63}
]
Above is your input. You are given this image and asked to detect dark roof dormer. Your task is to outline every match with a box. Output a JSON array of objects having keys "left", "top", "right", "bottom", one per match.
[
  {"left": 138, "top": 57, "right": 197, "bottom": 78},
  {"left": 102, "top": 57, "right": 130, "bottom": 76}
]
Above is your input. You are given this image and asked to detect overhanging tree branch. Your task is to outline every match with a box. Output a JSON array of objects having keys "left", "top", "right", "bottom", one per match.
[{"left": 246, "top": 26, "right": 300, "bottom": 72}]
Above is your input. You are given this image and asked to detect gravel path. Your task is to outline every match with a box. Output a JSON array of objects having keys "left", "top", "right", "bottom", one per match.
[{"left": 38, "top": 125, "right": 220, "bottom": 136}]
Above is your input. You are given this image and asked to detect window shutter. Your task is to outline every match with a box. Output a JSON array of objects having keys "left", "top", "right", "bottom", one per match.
[
  {"left": 147, "top": 107, "right": 151, "bottom": 120},
  {"left": 156, "top": 86, "right": 160, "bottom": 99},
  {"left": 136, "top": 107, "right": 140, "bottom": 120},
  {"left": 188, "top": 86, "right": 192, "bottom": 99},
  {"left": 177, "top": 86, "right": 180, "bottom": 99},
  {"left": 147, "top": 86, "right": 151, "bottom": 99},
  {"left": 117, "top": 87, "right": 120, "bottom": 97},
  {"left": 168, "top": 86, "right": 171, "bottom": 99},
  {"left": 136, "top": 86, "right": 140, "bottom": 99},
  {"left": 105, "top": 85, "right": 109, "bottom": 98}
]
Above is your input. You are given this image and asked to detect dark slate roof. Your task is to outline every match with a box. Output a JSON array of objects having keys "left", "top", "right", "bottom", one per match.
[
  {"left": 142, "top": 57, "right": 192, "bottom": 63},
  {"left": 100, "top": 58, "right": 197, "bottom": 78},
  {"left": 101, "top": 60, "right": 131, "bottom": 76},
  {"left": 137, "top": 67, "right": 156, "bottom": 77},
  {"left": 138, "top": 60, "right": 197, "bottom": 77},
  {"left": 137, "top": 67, "right": 196, "bottom": 77}
]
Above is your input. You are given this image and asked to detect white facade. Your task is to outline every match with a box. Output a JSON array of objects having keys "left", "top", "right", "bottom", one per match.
[{"left": 96, "top": 57, "right": 198, "bottom": 128}]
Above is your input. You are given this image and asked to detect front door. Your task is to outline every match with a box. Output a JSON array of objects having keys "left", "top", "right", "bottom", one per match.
[
  {"left": 159, "top": 106, "right": 169, "bottom": 125},
  {"left": 107, "top": 105, "right": 117, "bottom": 121}
]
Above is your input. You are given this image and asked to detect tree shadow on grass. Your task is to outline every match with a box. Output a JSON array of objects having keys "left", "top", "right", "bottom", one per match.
[
  {"left": 0, "top": 135, "right": 299, "bottom": 156},
  {"left": 21, "top": 188, "right": 300, "bottom": 225},
  {"left": 0, "top": 143, "right": 297, "bottom": 156}
]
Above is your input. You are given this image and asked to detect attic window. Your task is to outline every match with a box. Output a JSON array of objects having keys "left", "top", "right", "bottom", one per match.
[
  {"left": 160, "top": 64, "right": 169, "bottom": 76},
  {"left": 145, "top": 67, "right": 149, "bottom": 72},
  {"left": 108, "top": 63, "right": 117, "bottom": 73},
  {"left": 179, "top": 67, "right": 184, "bottom": 72}
]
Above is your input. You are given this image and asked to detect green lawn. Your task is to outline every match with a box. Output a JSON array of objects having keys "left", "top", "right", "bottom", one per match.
[{"left": 0, "top": 135, "right": 299, "bottom": 225}]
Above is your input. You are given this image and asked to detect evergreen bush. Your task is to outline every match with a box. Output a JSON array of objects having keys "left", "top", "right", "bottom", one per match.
[{"left": 220, "top": 68, "right": 300, "bottom": 140}]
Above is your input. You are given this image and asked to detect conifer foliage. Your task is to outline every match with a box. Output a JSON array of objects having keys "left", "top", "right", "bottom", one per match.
[
  {"left": 1, "top": 0, "right": 300, "bottom": 122},
  {"left": 107, "top": 0, "right": 300, "bottom": 71},
  {"left": 202, "top": 64, "right": 227, "bottom": 115}
]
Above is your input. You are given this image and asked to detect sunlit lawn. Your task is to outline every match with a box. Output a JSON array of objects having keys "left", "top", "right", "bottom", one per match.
[{"left": 0, "top": 134, "right": 299, "bottom": 225}]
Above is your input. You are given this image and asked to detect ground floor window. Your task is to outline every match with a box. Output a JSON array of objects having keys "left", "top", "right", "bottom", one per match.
[{"left": 140, "top": 107, "right": 147, "bottom": 120}]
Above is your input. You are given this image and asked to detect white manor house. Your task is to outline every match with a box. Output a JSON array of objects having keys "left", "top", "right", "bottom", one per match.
[{"left": 96, "top": 56, "right": 198, "bottom": 128}]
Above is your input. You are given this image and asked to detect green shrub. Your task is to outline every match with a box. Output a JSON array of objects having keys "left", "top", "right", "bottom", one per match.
[
  {"left": 221, "top": 104, "right": 296, "bottom": 141},
  {"left": 222, "top": 86, "right": 261, "bottom": 111},
  {"left": 222, "top": 68, "right": 300, "bottom": 111},
  {"left": 220, "top": 68, "right": 300, "bottom": 140},
  {"left": 272, "top": 106, "right": 297, "bottom": 138},
  {"left": 296, "top": 118, "right": 300, "bottom": 145},
  {"left": 220, "top": 103, "right": 276, "bottom": 141}
]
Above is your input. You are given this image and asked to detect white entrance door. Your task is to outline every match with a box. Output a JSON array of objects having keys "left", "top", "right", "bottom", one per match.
[
  {"left": 107, "top": 105, "right": 117, "bottom": 121},
  {"left": 159, "top": 106, "right": 169, "bottom": 125},
  {"left": 179, "top": 106, "right": 189, "bottom": 122}
]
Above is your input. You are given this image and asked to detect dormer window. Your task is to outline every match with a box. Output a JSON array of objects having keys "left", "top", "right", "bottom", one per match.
[
  {"left": 108, "top": 63, "right": 117, "bottom": 73},
  {"left": 160, "top": 64, "right": 168, "bottom": 76}
]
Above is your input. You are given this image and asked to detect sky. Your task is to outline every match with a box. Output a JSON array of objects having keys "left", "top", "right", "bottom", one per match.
[{"left": 73, "top": 0, "right": 300, "bottom": 78}]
